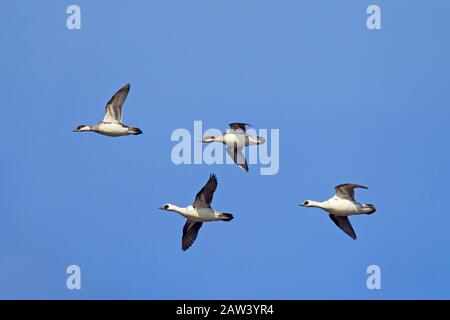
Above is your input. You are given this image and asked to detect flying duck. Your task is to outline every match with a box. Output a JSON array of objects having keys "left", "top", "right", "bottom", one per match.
[
  {"left": 300, "top": 184, "right": 376, "bottom": 240},
  {"left": 201, "top": 123, "right": 265, "bottom": 172},
  {"left": 73, "top": 83, "right": 143, "bottom": 137},
  {"left": 159, "top": 174, "right": 234, "bottom": 251}
]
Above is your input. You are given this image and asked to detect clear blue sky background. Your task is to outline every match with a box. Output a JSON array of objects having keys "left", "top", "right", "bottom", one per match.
[{"left": 1, "top": 0, "right": 449, "bottom": 299}]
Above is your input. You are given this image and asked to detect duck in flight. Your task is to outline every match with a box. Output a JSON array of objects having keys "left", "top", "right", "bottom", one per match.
[
  {"left": 73, "top": 83, "right": 143, "bottom": 137},
  {"left": 159, "top": 174, "right": 234, "bottom": 251},
  {"left": 300, "top": 184, "right": 376, "bottom": 240},
  {"left": 201, "top": 123, "right": 265, "bottom": 172}
]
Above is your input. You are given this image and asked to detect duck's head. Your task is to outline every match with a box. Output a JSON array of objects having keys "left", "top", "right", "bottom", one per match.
[
  {"left": 201, "top": 136, "right": 217, "bottom": 143},
  {"left": 300, "top": 200, "right": 319, "bottom": 208},
  {"left": 73, "top": 125, "right": 91, "bottom": 132},
  {"left": 159, "top": 203, "right": 175, "bottom": 212}
]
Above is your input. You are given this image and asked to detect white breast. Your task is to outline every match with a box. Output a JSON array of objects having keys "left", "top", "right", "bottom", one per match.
[
  {"left": 185, "top": 206, "right": 220, "bottom": 222},
  {"left": 326, "top": 198, "right": 361, "bottom": 216},
  {"left": 223, "top": 133, "right": 246, "bottom": 148},
  {"left": 97, "top": 123, "right": 130, "bottom": 137}
]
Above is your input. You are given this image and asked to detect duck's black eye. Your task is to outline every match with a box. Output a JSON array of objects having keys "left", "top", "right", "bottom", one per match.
[
  {"left": 164, "top": 205, "right": 169, "bottom": 210},
  {"left": 304, "top": 201, "right": 309, "bottom": 206}
]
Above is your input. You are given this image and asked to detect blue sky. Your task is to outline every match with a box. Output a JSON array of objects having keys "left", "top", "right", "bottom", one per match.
[{"left": 1, "top": 0, "right": 450, "bottom": 299}]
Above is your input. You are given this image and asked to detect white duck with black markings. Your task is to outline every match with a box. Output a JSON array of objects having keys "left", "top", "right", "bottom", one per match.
[
  {"left": 201, "top": 123, "right": 265, "bottom": 172},
  {"left": 159, "top": 174, "right": 234, "bottom": 251},
  {"left": 73, "top": 83, "right": 143, "bottom": 137},
  {"left": 300, "top": 184, "right": 376, "bottom": 240}
]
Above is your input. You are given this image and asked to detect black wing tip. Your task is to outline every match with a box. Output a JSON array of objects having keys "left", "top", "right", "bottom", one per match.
[
  {"left": 117, "top": 83, "right": 131, "bottom": 93},
  {"left": 336, "top": 183, "right": 368, "bottom": 189},
  {"left": 229, "top": 122, "right": 251, "bottom": 126},
  {"left": 228, "top": 122, "right": 252, "bottom": 129},
  {"left": 182, "top": 221, "right": 202, "bottom": 251},
  {"left": 111, "top": 83, "right": 130, "bottom": 97},
  {"left": 182, "top": 237, "right": 194, "bottom": 251},
  {"left": 209, "top": 173, "right": 218, "bottom": 182},
  {"left": 343, "top": 228, "right": 357, "bottom": 240}
]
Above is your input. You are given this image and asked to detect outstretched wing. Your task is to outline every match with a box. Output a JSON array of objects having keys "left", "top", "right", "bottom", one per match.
[
  {"left": 226, "top": 146, "right": 248, "bottom": 172},
  {"left": 193, "top": 174, "right": 218, "bottom": 208},
  {"left": 329, "top": 215, "right": 357, "bottom": 240},
  {"left": 228, "top": 122, "right": 250, "bottom": 132},
  {"left": 335, "top": 183, "right": 368, "bottom": 201},
  {"left": 182, "top": 220, "right": 203, "bottom": 251},
  {"left": 103, "top": 83, "right": 130, "bottom": 123}
]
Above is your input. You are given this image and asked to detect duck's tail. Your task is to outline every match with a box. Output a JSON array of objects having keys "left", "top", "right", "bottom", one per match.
[
  {"left": 363, "top": 204, "right": 376, "bottom": 215},
  {"left": 256, "top": 136, "right": 266, "bottom": 145},
  {"left": 130, "top": 127, "right": 143, "bottom": 135},
  {"left": 220, "top": 213, "right": 234, "bottom": 221}
]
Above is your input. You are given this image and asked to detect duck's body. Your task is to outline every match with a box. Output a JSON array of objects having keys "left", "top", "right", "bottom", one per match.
[
  {"left": 301, "top": 184, "right": 376, "bottom": 240},
  {"left": 79, "top": 122, "right": 142, "bottom": 137},
  {"left": 74, "top": 83, "right": 143, "bottom": 137},
  {"left": 218, "top": 130, "right": 263, "bottom": 148},
  {"left": 163, "top": 204, "right": 232, "bottom": 223},
  {"left": 160, "top": 174, "right": 233, "bottom": 251},
  {"left": 202, "top": 123, "right": 265, "bottom": 172},
  {"left": 307, "top": 195, "right": 375, "bottom": 217}
]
